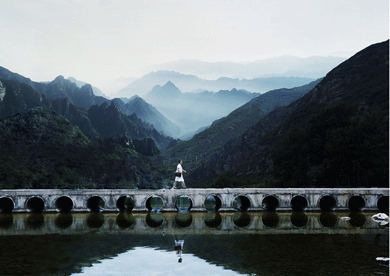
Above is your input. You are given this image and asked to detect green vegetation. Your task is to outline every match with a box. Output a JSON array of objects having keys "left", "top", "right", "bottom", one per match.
[
  {"left": 0, "top": 108, "right": 164, "bottom": 189},
  {"left": 271, "top": 102, "right": 388, "bottom": 187}
]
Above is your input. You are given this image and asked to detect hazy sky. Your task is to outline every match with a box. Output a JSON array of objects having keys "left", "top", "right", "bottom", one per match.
[{"left": 0, "top": 0, "right": 388, "bottom": 88}]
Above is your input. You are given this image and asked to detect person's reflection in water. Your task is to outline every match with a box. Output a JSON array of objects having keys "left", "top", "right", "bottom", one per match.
[{"left": 174, "top": 234, "right": 186, "bottom": 263}]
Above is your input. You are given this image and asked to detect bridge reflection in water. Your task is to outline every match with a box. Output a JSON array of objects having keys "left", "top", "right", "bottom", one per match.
[{"left": 0, "top": 212, "right": 387, "bottom": 236}]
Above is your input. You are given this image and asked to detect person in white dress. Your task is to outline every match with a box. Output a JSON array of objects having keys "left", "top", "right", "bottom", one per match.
[{"left": 172, "top": 160, "right": 187, "bottom": 189}]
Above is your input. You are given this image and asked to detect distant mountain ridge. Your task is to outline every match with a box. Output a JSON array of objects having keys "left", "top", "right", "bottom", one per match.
[
  {"left": 143, "top": 81, "right": 261, "bottom": 135},
  {"left": 148, "top": 56, "right": 347, "bottom": 80},
  {"left": 117, "top": 70, "right": 315, "bottom": 97}
]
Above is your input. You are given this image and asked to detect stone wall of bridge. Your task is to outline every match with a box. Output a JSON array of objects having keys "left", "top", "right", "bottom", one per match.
[{"left": 0, "top": 188, "right": 388, "bottom": 213}]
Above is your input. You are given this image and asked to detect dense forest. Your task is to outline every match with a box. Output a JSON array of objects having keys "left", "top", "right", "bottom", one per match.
[{"left": 0, "top": 107, "right": 164, "bottom": 189}]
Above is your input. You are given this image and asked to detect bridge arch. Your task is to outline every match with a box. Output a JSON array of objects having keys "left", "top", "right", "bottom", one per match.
[
  {"left": 377, "top": 196, "right": 389, "bottom": 212},
  {"left": 232, "top": 195, "right": 251, "bottom": 211},
  {"left": 87, "top": 196, "right": 105, "bottom": 212},
  {"left": 262, "top": 195, "right": 279, "bottom": 211},
  {"left": 174, "top": 195, "right": 193, "bottom": 212},
  {"left": 291, "top": 195, "right": 308, "bottom": 211},
  {"left": 26, "top": 196, "right": 45, "bottom": 213},
  {"left": 116, "top": 195, "right": 135, "bottom": 212},
  {"left": 347, "top": 195, "right": 365, "bottom": 211},
  {"left": 204, "top": 194, "right": 222, "bottom": 211},
  {"left": 318, "top": 195, "right": 337, "bottom": 211},
  {"left": 0, "top": 197, "right": 14, "bottom": 213},
  {"left": 146, "top": 196, "right": 164, "bottom": 212},
  {"left": 55, "top": 196, "right": 74, "bottom": 212}
]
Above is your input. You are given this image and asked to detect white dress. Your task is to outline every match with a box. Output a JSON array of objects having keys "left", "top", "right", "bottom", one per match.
[{"left": 175, "top": 163, "right": 184, "bottom": 182}]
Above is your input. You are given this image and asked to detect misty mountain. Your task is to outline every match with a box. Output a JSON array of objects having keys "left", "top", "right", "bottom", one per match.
[
  {"left": 0, "top": 67, "right": 179, "bottom": 140},
  {"left": 111, "top": 96, "right": 180, "bottom": 138},
  {"left": 0, "top": 76, "right": 174, "bottom": 152},
  {"left": 0, "top": 68, "right": 112, "bottom": 111},
  {"left": 67, "top": 77, "right": 109, "bottom": 98},
  {"left": 39, "top": 76, "right": 110, "bottom": 110},
  {"left": 116, "top": 70, "right": 315, "bottom": 97},
  {"left": 149, "top": 56, "right": 347, "bottom": 80},
  {"left": 143, "top": 81, "right": 261, "bottom": 135},
  {"left": 186, "top": 40, "right": 389, "bottom": 188},
  {"left": 160, "top": 78, "right": 322, "bottom": 172}
]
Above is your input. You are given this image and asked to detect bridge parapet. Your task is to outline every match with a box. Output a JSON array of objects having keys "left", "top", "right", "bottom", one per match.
[{"left": 0, "top": 188, "right": 388, "bottom": 213}]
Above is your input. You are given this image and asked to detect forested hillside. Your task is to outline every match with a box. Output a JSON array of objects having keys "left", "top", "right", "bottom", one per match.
[{"left": 0, "top": 107, "right": 164, "bottom": 189}]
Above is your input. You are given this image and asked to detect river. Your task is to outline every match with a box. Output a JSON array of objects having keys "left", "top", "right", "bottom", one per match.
[{"left": 0, "top": 211, "right": 388, "bottom": 275}]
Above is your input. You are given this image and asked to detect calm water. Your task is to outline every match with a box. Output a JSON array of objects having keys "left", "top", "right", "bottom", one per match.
[{"left": 0, "top": 212, "right": 388, "bottom": 276}]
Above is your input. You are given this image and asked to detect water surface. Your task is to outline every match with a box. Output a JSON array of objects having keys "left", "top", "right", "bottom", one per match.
[{"left": 0, "top": 212, "right": 388, "bottom": 275}]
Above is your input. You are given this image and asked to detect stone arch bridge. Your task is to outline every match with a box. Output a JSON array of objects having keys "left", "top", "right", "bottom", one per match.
[{"left": 0, "top": 188, "right": 388, "bottom": 213}]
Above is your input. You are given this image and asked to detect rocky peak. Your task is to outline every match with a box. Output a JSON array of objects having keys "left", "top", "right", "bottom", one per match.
[{"left": 79, "top": 84, "right": 94, "bottom": 96}]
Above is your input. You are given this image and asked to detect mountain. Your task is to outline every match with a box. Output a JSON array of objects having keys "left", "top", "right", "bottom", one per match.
[
  {"left": 186, "top": 40, "right": 389, "bottom": 188},
  {"left": 143, "top": 82, "right": 261, "bottom": 134},
  {"left": 0, "top": 66, "right": 46, "bottom": 92},
  {"left": 0, "top": 68, "right": 111, "bottom": 111},
  {"left": 0, "top": 68, "right": 180, "bottom": 139},
  {"left": 67, "top": 77, "right": 109, "bottom": 98},
  {"left": 148, "top": 56, "right": 347, "bottom": 80},
  {"left": 0, "top": 107, "right": 164, "bottom": 189},
  {"left": 87, "top": 101, "right": 173, "bottom": 151},
  {"left": 159, "top": 78, "right": 322, "bottom": 175},
  {"left": 114, "top": 95, "right": 180, "bottom": 137},
  {"left": 0, "top": 77, "right": 174, "bottom": 152},
  {"left": 116, "top": 70, "right": 315, "bottom": 97},
  {"left": 40, "top": 76, "right": 109, "bottom": 110}
]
